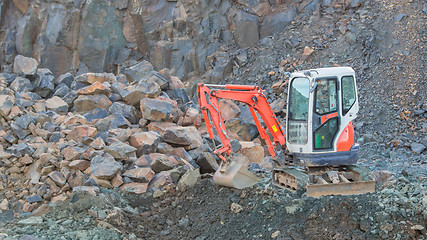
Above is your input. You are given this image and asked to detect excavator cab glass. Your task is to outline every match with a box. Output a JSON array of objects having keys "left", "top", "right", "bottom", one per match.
[{"left": 288, "top": 77, "right": 310, "bottom": 145}]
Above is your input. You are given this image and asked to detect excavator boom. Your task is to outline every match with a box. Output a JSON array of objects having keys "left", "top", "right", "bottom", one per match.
[{"left": 198, "top": 84, "right": 286, "bottom": 160}]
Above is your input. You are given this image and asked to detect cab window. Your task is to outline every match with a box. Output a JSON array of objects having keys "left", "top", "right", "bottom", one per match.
[
  {"left": 341, "top": 76, "right": 356, "bottom": 115},
  {"left": 315, "top": 78, "right": 337, "bottom": 115}
]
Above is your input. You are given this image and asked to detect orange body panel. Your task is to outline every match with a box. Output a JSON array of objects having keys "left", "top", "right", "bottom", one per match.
[
  {"left": 321, "top": 112, "right": 338, "bottom": 124},
  {"left": 336, "top": 122, "right": 355, "bottom": 152}
]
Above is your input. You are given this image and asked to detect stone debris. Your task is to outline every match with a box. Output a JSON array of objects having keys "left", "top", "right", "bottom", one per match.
[
  {"left": 230, "top": 202, "right": 244, "bottom": 214},
  {"left": 0, "top": 55, "right": 218, "bottom": 219}
]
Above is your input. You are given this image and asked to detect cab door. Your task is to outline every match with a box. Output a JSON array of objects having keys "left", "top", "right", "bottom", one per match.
[{"left": 312, "top": 78, "right": 339, "bottom": 151}]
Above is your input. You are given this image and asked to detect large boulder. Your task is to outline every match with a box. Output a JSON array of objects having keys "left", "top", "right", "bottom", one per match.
[
  {"left": 120, "top": 182, "right": 148, "bottom": 195},
  {"left": 122, "top": 82, "right": 161, "bottom": 106},
  {"left": 108, "top": 102, "right": 138, "bottom": 124},
  {"left": 149, "top": 153, "right": 179, "bottom": 173},
  {"left": 13, "top": 55, "right": 38, "bottom": 76},
  {"left": 140, "top": 98, "right": 177, "bottom": 122},
  {"left": 163, "top": 126, "right": 202, "bottom": 150},
  {"left": 0, "top": 95, "right": 15, "bottom": 118},
  {"left": 45, "top": 96, "right": 68, "bottom": 113},
  {"left": 124, "top": 61, "right": 153, "bottom": 82},
  {"left": 32, "top": 68, "right": 55, "bottom": 98},
  {"left": 218, "top": 99, "right": 241, "bottom": 122},
  {"left": 232, "top": 10, "right": 259, "bottom": 48},
  {"left": 104, "top": 141, "right": 137, "bottom": 160},
  {"left": 76, "top": 82, "right": 111, "bottom": 96},
  {"left": 74, "top": 94, "right": 112, "bottom": 112},
  {"left": 75, "top": 72, "right": 116, "bottom": 85},
  {"left": 90, "top": 154, "right": 123, "bottom": 180},
  {"left": 238, "top": 141, "right": 264, "bottom": 164},
  {"left": 129, "top": 131, "right": 161, "bottom": 156},
  {"left": 122, "top": 167, "right": 155, "bottom": 183},
  {"left": 260, "top": 8, "right": 297, "bottom": 38}
]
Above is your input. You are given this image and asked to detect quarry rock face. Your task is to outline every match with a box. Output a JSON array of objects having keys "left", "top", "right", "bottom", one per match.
[{"left": 0, "top": 0, "right": 300, "bottom": 80}]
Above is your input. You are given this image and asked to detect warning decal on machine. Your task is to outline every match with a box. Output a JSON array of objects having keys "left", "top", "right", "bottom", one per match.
[{"left": 272, "top": 125, "right": 278, "bottom": 132}]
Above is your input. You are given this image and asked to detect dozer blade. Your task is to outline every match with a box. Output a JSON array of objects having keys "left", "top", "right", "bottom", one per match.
[
  {"left": 306, "top": 180, "right": 375, "bottom": 198},
  {"left": 273, "top": 165, "right": 376, "bottom": 197},
  {"left": 213, "top": 154, "right": 261, "bottom": 189}
]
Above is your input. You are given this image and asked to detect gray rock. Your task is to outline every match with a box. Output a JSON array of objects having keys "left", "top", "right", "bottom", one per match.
[
  {"left": 0, "top": 73, "right": 17, "bottom": 84},
  {"left": 18, "top": 216, "right": 43, "bottom": 225},
  {"left": 10, "top": 122, "right": 30, "bottom": 140},
  {"left": 32, "top": 68, "right": 55, "bottom": 98},
  {"left": 395, "top": 13, "right": 406, "bottom": 22},
  {"left": 410, "top": 143, "right": 425, "bottom": 154},
  {"left": 109, "top": 114, "right": 132, "bottom": 129},
  {"left": 233, "top": 10, "right": 259, "bottom": 48},
  {"left": 166, "top": 88, "right": 190, "bottom": 104},
  {"left": 62, "top": 90, "right": 78, "bottom": 106},
  {"left": 104, "top": 141, "right": 137, "bottom": 160},
  {"left": 150, "top": 154, "right": 176, "bottom": 173},
  {"left": 122, "top": 82, "right": 161, "bottom": 106},
  {"left": 108, "top": 102, "right": 138, "bottom": 124},
  {"left": 55, "top": 72, "right": 74, "bottom": 87},
  {"left": 48, "top": 171, "right": 66, "bottom": 187},
  {"left": 90, "top": 154, "right": 123, "bottom": 180},
  {"left": 10, "top": 77, "right": 34, "bottom": 93},
  {"left": 150, "top": 41, "right": 173, "bottom": 71},
  {"left": 122, "top": 167, "right": 155, "bottom": 183},
  {"left": 27, "top": 194, "right": 43, "bottom": 203},
  {"left": 46, "top": 96, "right": 68, "bottom": 113},
  {"left": 77, "top": 0, "right": 126, "bottom": 73},
  {"left": 14, "top": 115, "right": 35, "bottom": 129},
  {"left": 349, "top": 0, "right": 362, "bottom": 8},
  {"left": 140, "top": 98, "right": 176, "bottom": 122},
  {"left": 178, "top": 217, "right": 190, "bottom": 228},
  {"left": 148, "top": 73, "right": 169, "bottom": 91},
  {"left": 260, "top": 9, "right": 297, "bottom": 38},
  {"left": 13, "top": 55, "right": 38, "bottom": 76},
  {"left": 11, "top": 143, "right": 35, "bottom": 157},
  {"left": 177, "top": 168, "right": 200, "bottom": 189},
  {"left": 196, "top": 152, "right": 219, "bottom": 173},
  {"left": 74, "top": 94, "right": 113, "bottom": 112},
  {"left": 125, "top": 61, "right": 154, "bottom": 83},
  {"left": 236, "top": 50, "right": 248, "bottom": 66},
  {"left": 129, "top": 131, "right": 160, "bottom": 157},
  {"left": 163, "top": 126, "right": 202, "bottom": 150},
  {"left": 0, "top": 95, "right": 15, "bottom": 117},
  {"left": 54, "top": 84, "right": 71, "bottom": 98}
]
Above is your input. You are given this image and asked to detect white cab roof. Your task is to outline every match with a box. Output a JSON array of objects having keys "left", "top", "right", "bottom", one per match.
[{"left": 291, "top": 67, "right": 355, "bottom": 78}]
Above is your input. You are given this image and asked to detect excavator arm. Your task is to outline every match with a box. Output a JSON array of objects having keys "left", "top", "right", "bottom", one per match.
[{"left": 197, "top": 83, "right": 286, "bottom": 161}]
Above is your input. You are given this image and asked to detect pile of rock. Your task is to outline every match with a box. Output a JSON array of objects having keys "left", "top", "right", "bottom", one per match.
[{"left": 0, "top": 55, "right": 227, "bottom": 216}]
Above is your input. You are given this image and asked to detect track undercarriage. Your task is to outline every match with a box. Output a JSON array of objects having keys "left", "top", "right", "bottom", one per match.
[{"left": 272, "top": 165, "right": 376, "bottom": 197}]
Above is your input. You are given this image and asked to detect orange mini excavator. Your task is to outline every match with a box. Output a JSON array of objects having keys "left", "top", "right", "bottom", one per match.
[{"left": 197, "top": 67, "right": 375, "bottom": 197}]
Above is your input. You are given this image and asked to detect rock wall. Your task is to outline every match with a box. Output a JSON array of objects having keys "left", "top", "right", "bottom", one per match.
[{"left": 0, "top": 0, "right": 312, "bottom": 82}]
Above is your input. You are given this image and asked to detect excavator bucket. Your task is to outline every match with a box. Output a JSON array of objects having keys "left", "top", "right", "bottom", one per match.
[{"left": 213, "top": 154, "right": 261, "bottom": 189}]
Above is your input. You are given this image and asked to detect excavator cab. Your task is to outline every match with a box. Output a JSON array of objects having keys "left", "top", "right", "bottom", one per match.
[{"left": 286, "top": 67, "right": 359, "bottom": 166}]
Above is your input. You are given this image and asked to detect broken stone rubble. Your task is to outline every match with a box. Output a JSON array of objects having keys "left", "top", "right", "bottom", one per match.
[{"left": 0, "top": 55, "right": 244, "bottom": 218}]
